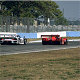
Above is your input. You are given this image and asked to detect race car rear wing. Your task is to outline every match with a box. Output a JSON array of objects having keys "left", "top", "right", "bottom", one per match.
[{"left": 41, "top": 35, "right": 60, "bottom": 38}]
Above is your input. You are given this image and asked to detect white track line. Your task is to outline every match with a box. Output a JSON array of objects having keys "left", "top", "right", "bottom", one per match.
[
  {"left": 1, "top": 46, "right": 80, "bottom": 56},
  {"left": 0, "top": 39, "right": 80, "bottom": 56}
]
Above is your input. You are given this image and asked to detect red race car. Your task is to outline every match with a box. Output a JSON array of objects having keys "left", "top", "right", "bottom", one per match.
[{"left": 41, "top": 35, "right": 68, "bottom": 45}]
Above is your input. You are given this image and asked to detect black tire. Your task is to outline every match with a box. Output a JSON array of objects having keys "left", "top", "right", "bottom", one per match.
[
  {"left": 24, "top": 39, "right": 27, "bottom": 45},
  {"left": 60, "top": 40, "right": 62, "bottom": 45},
  {"left": 42, "top": 41, "right": 46, "bottom": 45},
  {"left": 49, "top": 40, "right": 52, "bottom": 45},
  {"left": 65, "top": 39, "right": 68, "bottom": 45},
  {"left": 1, "top": 43, "right": 4, "bottom": 45}
]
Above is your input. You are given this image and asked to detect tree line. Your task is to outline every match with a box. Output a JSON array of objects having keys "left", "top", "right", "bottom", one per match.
[{"left": 0, "top": 1, "right": 68, "bottom": 25}]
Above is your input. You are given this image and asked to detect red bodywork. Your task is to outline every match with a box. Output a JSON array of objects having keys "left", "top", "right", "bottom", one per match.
[{"left": 41, "top": 35, "right": 67, "bottom": 45}]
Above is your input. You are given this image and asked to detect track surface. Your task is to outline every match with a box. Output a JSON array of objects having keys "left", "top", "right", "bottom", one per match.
[{"left": 0, "top": 41, "right": 80, "bottom": 55}]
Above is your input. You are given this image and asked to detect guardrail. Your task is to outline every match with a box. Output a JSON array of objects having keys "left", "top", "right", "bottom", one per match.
[
  {"left": 66, "top": 31, "right": 80, "bottom": 37},
  {"left": 17, "top": 33, "right": 37, "bottom": 38},
  {"left": 17, "top": 31, "right": 80, "bottom": 38},
  {"left": 0, "top": 31, "right": 80, "bottom": 39}
]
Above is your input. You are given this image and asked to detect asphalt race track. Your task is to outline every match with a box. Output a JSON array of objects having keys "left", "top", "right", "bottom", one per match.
[{"left": 0, "top": 41, "right": 80, "bottom": 55}]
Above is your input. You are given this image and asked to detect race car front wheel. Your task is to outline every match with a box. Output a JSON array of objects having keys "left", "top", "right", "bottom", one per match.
[
  {"left": 24, "top": 39, "right": 27, "bottom": 45},
  {"left": 64, "top": 39, "right": 68, "bottom": 45}
]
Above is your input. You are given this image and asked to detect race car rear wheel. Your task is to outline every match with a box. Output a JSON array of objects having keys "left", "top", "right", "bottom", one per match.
[
  {"left": 64, "top": 39, "right": 68, "bottom": 45},
  {"left": 1, "top": 43, "right": 4, "bottom": 45},
  {"left": 42, "top": 41, "right": 47, "bottom": 45},
  {"left": 60, "top": 40, "right": 62, "bottom": 45},
  {"left": 24, "top": 39, "right": 27, "bottom": 45}
]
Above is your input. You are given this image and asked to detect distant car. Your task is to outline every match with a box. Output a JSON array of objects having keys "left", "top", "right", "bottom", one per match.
[
  {"left": 41, "top": 35, "right": 68, "bottom": 45},
  {"left": 0, "top": 33, "right": 27, "bottom": 45}
]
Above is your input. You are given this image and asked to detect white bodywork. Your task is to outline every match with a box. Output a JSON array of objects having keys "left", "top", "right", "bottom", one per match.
[{"left": 0, "top": 32, "right": 25, "bottom": 45}]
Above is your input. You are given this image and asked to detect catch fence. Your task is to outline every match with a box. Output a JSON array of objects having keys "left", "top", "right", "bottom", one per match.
[{"left": 0, "top": 16, "right": 80, "bottom": 33}]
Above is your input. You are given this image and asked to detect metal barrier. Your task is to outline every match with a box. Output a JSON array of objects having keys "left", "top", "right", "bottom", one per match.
[
  {"left": 0, "top": 31, "right": 80, "bottom": 39},
  {"left": 17, "top": 33, "right": 37, "bottom": 38},
  {"left": 17, "top": 31, "right": 80, "bottom": 39},
  {"left": 66, "top": 31, "right": 80, "bottom": 37},
  {"left": 0, "top": 16, "right": 80, "bottom": 33}
]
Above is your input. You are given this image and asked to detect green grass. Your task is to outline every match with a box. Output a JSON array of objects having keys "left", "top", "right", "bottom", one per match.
[
  {"left": 0, "top": 48, "right": 80, "bottom": 80},
  {"left": 65, "top": 37, "right": 80, "bottom": 40}
]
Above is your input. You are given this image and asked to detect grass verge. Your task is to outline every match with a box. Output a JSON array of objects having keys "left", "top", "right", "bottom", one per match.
[{"left": 0, "top": 48, "right": 80, "bottom": 80}]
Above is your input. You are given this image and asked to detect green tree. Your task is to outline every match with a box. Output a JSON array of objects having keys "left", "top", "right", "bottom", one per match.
[
  {"left": 0, "top": 1, "right": 68, "bottom": 25},
  {"left": 1, "top": 1, "right": 61, "bottom": 17}
]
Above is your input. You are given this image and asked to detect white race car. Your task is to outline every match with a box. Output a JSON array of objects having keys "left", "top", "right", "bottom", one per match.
[{"left": 0, "top": 33, "right": 27, "bottom": 45}]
